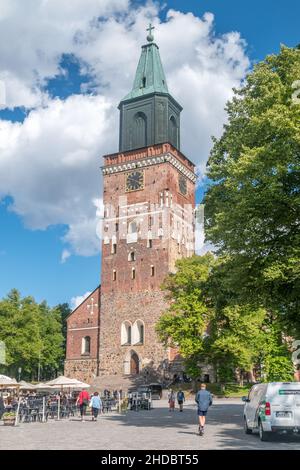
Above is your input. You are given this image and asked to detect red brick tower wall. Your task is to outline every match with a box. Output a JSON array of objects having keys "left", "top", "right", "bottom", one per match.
[{"left": 99, "top": 143, "right": 195, "bottom": 378}]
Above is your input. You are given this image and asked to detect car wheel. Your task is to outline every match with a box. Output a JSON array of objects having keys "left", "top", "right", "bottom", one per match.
[
  {"left": 259, "top": 420, "right": 270, "bottom": 441},
  {"left": 244, "top": 417, "right": 252, "bottom": 434}
]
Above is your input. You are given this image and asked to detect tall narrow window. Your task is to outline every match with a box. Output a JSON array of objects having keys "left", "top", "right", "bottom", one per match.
[
  {"left": 151, "top": 265, "right": 155, "bottom": 277},
  {"left": 128, "top": 251, "right": 136, "bottom": 262},
  {"left": 132, "top": 112, "right": 147, "bottom": 149},
  {"left": 132, "top": 268, "right": 136, "bottom": 280},
  {"left": 169, "top": 115, "right": 178, "bottom": 148},
  {"left": 148, "top": 239, "right": 153, "bottom": 248},
  {"left": 113, "top": 270, "right": 117, "bottom": 281},
  {"left": 112, "top": 243, "right": 117, "bottom": 254},
  {"left": 81, "top": 336, "right": 91, "bottom": 355}
]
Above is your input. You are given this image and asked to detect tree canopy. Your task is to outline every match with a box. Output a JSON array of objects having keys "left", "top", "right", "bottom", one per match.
[
  {"left": 0, "top": 289, "right": 66, "bottom": 380},
  {"left": 157, "top": 46, "right": 299, "bottom": 383},
  {"left": 204, "top": 45, "right": 300, "bottom": 334}
]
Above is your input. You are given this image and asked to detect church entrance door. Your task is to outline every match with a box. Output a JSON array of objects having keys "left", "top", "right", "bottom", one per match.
[{"left": 130, "top": 352, "right": 140, "bottom": 375}]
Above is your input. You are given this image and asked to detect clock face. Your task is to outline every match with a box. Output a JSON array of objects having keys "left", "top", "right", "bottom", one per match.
[
  {"left": 179, "top": 175, "right": 187, "bottom": 195},
  {"left": 125, "top": 170, "right": 144, "bottom": 192}
]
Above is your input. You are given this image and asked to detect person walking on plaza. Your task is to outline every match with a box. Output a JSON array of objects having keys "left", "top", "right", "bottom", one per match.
[
  {"left": 168, "top": 389, "right": 176, "bottom": 412},
  {"left": 0, "top": 394, "right": 4, "bottom": 419},
  {"left": 177, "top": 389, "right": 185, "bottom": 412},
  {"left": 195, "top": 383, "right": 213, "bottom": 436},
  {"left": 90, "top": 392, "right": 102, "bottom": 421},
  {"left": 76, "top": 388, "right": 90, "bottom": 421}
]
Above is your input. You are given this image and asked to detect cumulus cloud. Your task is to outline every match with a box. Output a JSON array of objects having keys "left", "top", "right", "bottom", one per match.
[
  {"left": 0, "top": 1, "right": 250, "bottom": 258},
  {"left": 0, "top": 0, "right": 129, "bottom": 108},
  {"left": 70, "top": 290, "right": 92, "bottom": 310}
]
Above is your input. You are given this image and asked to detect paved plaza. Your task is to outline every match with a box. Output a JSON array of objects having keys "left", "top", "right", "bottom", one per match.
[{"left": 1, "top": 398, "right": 300, "bottom": 450}]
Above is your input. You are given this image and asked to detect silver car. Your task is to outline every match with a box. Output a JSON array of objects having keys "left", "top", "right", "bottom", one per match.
[{"left": 242, "top": 382, "right": 300, "bottom": 441}]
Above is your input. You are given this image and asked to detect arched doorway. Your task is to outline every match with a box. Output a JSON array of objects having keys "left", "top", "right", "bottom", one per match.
[{"left": 130, "top": 352, "right": 140, "bottom": 375}]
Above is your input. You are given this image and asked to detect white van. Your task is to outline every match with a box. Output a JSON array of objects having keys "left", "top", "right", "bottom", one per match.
[{"left": 242, "top": 382, "right": 300, "bottom": 441}]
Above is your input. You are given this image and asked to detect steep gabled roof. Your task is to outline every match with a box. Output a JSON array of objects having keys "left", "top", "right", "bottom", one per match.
[{"left": 121, "top": 30, "right": 168, "bottom": 102}]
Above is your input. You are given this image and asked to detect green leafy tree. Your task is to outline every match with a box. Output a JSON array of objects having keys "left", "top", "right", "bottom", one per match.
[
  {"left": 0, "top": 289, "right": 64, "bottom": 380},
  {"left": 156, "top": 254, "right": 215, "bottom": 377},
  {"left": 204, "top": 46, "right": 300, "bottom": 334}
]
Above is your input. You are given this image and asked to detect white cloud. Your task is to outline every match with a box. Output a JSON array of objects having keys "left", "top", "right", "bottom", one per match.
[
  {"left": 61, "top": 249, "right": 71, "bottom": 264},
  {"left": 70, "top": 290, "right": 91, "bottom": 310},
  {"left": 0, "top": 94, "right": 114, "bottom": 256},
  {"left": 0, "top": 0, "right": 129, "bottom": 108},
  {"left": 0, "top": 2, "right": 250, "bottom": 258}
]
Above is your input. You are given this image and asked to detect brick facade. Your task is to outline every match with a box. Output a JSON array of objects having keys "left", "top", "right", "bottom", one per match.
[
  {"left": 98, "top": 143, "right": 195, "bottom": 380},
  {"left": 64, "top": 287, "right": 100, "bottom": 383}
]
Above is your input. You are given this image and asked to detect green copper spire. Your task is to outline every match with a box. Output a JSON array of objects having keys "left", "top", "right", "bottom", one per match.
[
  {"left": 118, "top": 24, "right": 182, "bottom": 152},
  {"left": 122, "top": 24, "right": 169, "bottom": 101}
]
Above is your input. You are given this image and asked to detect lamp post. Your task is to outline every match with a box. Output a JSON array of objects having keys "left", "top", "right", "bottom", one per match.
[{"left": 38, "top": 351, "right": 41, "bottom": 382}]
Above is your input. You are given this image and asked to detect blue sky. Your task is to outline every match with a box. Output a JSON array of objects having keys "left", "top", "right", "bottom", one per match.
[{"left": 0, "top": 0, "right": 299, "bottom": 308}]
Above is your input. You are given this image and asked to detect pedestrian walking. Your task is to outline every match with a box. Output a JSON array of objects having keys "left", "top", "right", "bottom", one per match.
[
  {"left": 177, "top": 389, "right": 185, "bottom": 412},
  {"left": 90, "top": 392, "right": 102, "bottom": 421},
  {"left": 0, "top": 394, "right": 4, "bottom": 419},
  {"left": 168, "top": 389, "right": 176, "bottom": 412},
  {"left": 195, "top": 383, "right": 213, "bottom": 436},
  {"left": 76, "top": 388, "right": 90, "bottom": 421}
]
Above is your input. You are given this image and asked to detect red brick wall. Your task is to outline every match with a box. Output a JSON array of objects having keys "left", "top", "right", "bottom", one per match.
[{"left": 66, "top": 287, "right": 100, "bottom": 361}]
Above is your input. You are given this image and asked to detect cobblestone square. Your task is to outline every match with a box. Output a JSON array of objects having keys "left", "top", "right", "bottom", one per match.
[{"left": 1, "top": 399, "right": 300, "bottom": 450}]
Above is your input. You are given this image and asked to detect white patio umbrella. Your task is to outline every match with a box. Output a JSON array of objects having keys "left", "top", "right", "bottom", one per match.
[
  {"left": 45, "top": 375, "right": 90, "bottom": 390},
  {"left": 0, "top": 375, "right": 20, "bottom": 388},
  {"left": 34, "top": 382, "right": 53, "bottom": 390},
  {"left": 19, "top": 380, "right": 36, "bottom": 390}
]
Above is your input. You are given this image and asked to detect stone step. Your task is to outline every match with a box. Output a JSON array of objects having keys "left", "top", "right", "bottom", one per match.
[{"left": 91, "top": 374, "right": 157, "bottom": 392}]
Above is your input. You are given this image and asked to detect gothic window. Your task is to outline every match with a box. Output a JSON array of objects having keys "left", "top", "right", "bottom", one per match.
[
  {"left": 128, "top": 251, "right": 136, "bottom": 262},
  {"left": 132, "top": 112, "right": 147, "bottom": 149},
  {"left": 132, "top": 320, "right": 145, "bottom": 345},
  {"left": 121, "top": 321, "right": 132, "bottom": 345},
  {"left": 129, "top": 220, "right": 138, "bottom": 234},
  {"left": 169, "top": 115, "right": 178, "bottom": 148},
  {"left": 81, "top": 336, "right": 91, "bottom": 355}
]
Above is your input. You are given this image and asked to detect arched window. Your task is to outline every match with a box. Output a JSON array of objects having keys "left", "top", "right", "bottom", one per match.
[
  {"left": 128, "top": 251, "right": 136, "bottom": 262},
  {"left": 132, "top": 320, "right": 145, "bottom": 345},
  {"left": 121, "top": 321, "right": 132, "bottom": 345},
  {"left": 128, "top": 220, "right": 138, "bottom": 234},
  {"left": 81, "top": 336, "right": 91, "bottom": 355},
  {"left": 169, "top": 115, "right": 178, "bottom": 148},
  {"left": 132, "top": 112, "right": 147, "bottom": 149}
]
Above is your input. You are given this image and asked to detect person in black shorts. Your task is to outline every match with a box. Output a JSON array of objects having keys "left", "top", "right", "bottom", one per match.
[
  {"left": 177, "top": 390, "right": 185, "bottom": 412},
  {"left": 195, "top": 383, "right": 213, "bottom": 435}
]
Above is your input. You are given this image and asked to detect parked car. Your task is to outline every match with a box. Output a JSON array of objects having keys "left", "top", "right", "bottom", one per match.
[{"left": 242, "top": 382, "right": 300, "bottom": 441}]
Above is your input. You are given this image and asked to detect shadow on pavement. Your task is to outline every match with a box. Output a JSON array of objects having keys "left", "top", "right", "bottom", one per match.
[{"left": 102, "top": 402, "right": 300, "bottom": 449}]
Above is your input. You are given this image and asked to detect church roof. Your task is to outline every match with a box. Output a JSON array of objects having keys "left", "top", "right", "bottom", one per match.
[{"left": 121, "top": 25, "right": 169, "bottom": 102}]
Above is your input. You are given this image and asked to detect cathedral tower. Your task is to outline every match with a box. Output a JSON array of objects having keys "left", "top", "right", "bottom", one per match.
[{"left": 98, "top": 26, "right": 196, "bottom": 381}]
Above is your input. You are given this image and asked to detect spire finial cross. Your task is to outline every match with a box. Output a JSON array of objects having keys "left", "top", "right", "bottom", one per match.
[{"left": 146, "top": 23, "right": 155, "bottom": 42}]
